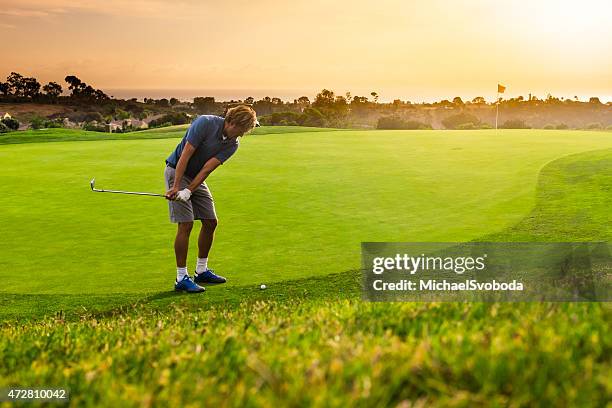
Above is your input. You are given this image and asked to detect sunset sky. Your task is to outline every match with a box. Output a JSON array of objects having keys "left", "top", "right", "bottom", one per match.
[{"left": 1, "top": 0, "right": 610, "bottom": 102}]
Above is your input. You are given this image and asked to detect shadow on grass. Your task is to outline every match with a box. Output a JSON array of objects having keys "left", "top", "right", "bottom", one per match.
[{"left": 0, "top": 269, "right": 362, "bottom": 324}]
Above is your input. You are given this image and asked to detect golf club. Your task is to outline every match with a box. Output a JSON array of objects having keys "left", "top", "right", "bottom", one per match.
[{"left": 90, "top": 178, "right": 165, "bottom": 197}]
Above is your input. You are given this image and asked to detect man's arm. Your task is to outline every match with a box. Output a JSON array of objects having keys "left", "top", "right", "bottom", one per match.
[
  {"left": 187, "top": 157, "right": 222, "bottom": 191},
  {"left": 165, "top": 141, "right": 196, "bottom": 200}
]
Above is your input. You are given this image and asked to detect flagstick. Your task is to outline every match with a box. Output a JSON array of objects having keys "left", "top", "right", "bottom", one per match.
[{"left": 495, "top": 91, "right": 500, "bottom": 130}]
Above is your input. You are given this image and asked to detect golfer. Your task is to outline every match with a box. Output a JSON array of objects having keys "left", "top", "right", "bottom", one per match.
[{"left": 164, "top": 105, "right": 258, "bottom": 292}]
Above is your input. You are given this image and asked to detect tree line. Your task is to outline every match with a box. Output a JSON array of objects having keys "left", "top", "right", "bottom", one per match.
[{"left": 0, "top": 72, "right": 109, "bottom": 103}]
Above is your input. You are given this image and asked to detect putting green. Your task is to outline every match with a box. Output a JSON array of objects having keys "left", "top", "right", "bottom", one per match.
[{"left": 0, "top": 128, "right": 610, "bottom": 294}]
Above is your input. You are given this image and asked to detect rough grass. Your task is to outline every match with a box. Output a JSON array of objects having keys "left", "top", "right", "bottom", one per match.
[
  {"left": 0, "top": 133, "right": 611, "bottom": 406},
  {"left": 1, "top": 299, "right": 608, "bottom": 407}
]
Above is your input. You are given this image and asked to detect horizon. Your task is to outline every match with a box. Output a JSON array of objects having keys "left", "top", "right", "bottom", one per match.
[
  {"left": 1, "top": 0, "right": 610, "bottom": 101},
  {"left": 100, "top": 87, "right": 612, "bottom": 104}
]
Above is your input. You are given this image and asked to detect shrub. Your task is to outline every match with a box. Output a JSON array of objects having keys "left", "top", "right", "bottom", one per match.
[
  {"left": 278, "top": 119, "right": 299, "bottom": 126},
  {"left": 606, "top": 124, "right": 612, "bottom": 131},
  {"left": 377, "top": 115, "right": 432, "bottom": 130},
  {"left": 556, "top": 123, "right": 569, "bottom": 130},
  {"left": 30, "top": 116, "right": 45, "bottom": 130},
  {"left": 1, "top": 117, "right": 19, "bottom": 130},
  {"left": 260, "top": 111, "right": 302, "bottom": 126},
  {"left": 479, "top": 123, "right": 493, "bottom": 129},
  {"left": 83, "top": 122, "right": 107, "bottom": 132},
  {"left": 43, "top": 119, "right": 63, "bottom": 128},
  {"left": 500, "top": 119, "right": 530, "bottom": 129},
  {"left": 0, "top": 122, "right": 9, "bottom": 133},
  {"left": 149, "top": 113, "right": 190, "bottom": 128},
  {"left": 543, "top": 124, "right": 555, "bottom": 130},
  {"left": 456, "top": 122, "right": 477, "bottom": 130},
  {"left": 442, "top": 112, "right": 480, "bottom": 129},
  {"left": 82, "top": 112, "right": 105, "bottom": 123},
  {"left": 300, "top": 108, "right": 326, "bottom": 127},
  {"left": 585, "top": 122, "right": 603, "bottom": 130}
]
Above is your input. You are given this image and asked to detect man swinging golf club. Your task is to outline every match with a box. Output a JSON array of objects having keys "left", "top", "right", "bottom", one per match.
[{"left": 164, "top": 105, "right": 258, "bottom": 293}]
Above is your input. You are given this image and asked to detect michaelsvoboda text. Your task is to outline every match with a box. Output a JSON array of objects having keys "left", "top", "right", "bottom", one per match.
[{"left": 372, "top": 279, "right": 524, "bottom": 291}]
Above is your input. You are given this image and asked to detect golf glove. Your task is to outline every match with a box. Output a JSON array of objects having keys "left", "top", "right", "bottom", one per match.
[{"left": 176, "top": 188, "right": 192, "bottom": 202}]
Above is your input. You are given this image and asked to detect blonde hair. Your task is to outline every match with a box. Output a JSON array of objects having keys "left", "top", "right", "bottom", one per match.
[{"left": 225, "top": 105, "right": 258, "bottom": 133}]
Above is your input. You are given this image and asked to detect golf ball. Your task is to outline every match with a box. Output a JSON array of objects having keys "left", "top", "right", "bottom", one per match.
[{"left": 260, "top": 284, "right": 267, "bottom": 290}]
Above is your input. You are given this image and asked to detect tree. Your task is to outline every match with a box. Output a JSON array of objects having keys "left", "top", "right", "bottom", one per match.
[
  {"left": 350, "top": 96, "right": 369, "bottom": 114},
  {"left": 0, "top": 82, "right": 9, "bottom": 96},
  {"left": 334, "top": 95, "right": 348, "bottom": 109},
  {"left": 313, "top": 89, "right": 335, "bottom": 108},
  {"left": 65, "top": 75, "right": 84, "bottom": 94},
  {"left": 588, "top": 97, "right": 602, "bottom": 104},
  {"left": 245, "top": 96, "right": 255, "bottom": 104},
  {"left": 156, "top": 98, "right": 170, "bottom": 108},
  {"left": 93, "top": 89, "right": 109, "bottom": 101},
  {"left": 271, "top": 97, "right": 282, "bottom": 105},
  {"left": 471, "top": 96, "right": 486, "bottom": 105},
  {"left": 452, "top": 96, "right": 464, "bottom": 106},
  {"left": 22, "top": 77, "right": 41, "bottom": 98},
  {"left": 6, "top": 72, "right": 25, "bottom": 96},
  {"left": 300, "top": 107, "right": 326, "bottom": 127},
  {"left": 64, "top": 75, "right": 108, "bottom": 101},
  {"left": 370, "top": 92, "right": 379, "bottom": 104},
  {"left": 193, "top": 96, "right": 216, "bottom": 112},
  {"left": 170, "top": 97, "right": 179, "bottom": 106},
  {"left": 296, "top": 96, "right": 310, "bottom": 107},
  {"left": 42, "top": 82, "right": 63, "bottom": 98}
]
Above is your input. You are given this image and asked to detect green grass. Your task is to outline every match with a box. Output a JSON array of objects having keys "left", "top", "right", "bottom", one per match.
[
  {"left": 1, "top": 129, "right": 610, "bottom": 296},
  {"left": 0, "top": 125, "right": 340, "bottom": 145},
  {"left": 0, "top": 128, "right": 611, "bottom": 406}
]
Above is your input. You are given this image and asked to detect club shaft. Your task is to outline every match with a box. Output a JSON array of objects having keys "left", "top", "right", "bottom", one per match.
[{"left": 94, "top": 189, "right": 164, "bottom": 197}]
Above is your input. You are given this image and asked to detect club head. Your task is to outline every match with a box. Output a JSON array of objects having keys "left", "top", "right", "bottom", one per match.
[{"left": 90, "top": 178, "right": 95, "bottom": 191}]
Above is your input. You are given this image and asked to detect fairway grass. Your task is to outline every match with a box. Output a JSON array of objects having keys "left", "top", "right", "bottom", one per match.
[
  {"left": 1, "top": 129, "right": 611, "bottom": 295},
  {"left": 0, "top": 129, "right": 611, "bottom": 406}
]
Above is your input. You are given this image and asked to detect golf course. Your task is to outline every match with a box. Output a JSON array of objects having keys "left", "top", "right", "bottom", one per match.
[{"left": 1, "top": 126, "right": 610, "bottom": 406}]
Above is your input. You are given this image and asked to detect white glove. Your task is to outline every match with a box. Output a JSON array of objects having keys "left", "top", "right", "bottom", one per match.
[{"left": 175, "top": 188, "right": 192, "bottom": 202}]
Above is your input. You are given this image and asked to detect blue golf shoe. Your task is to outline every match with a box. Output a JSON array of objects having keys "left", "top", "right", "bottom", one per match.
[
  {"left": 194, "top": 269, "right": 227, "bottom": 284},
  {"left": 174, "top": 275, "right": 205, "bottom": 293}
]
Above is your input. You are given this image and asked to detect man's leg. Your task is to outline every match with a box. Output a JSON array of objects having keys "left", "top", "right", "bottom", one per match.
[
  {"left": 175, "top": 221, "right": 194, "bottom": 267},
  {"left": 194, "top": 218, "right": 226, "bottom": 283},
  {"left": 198, "top": 218, "right": 218, "bottom": 259},
  {"left": 173, "top": 221, "right": 205, "bottom": 292}
]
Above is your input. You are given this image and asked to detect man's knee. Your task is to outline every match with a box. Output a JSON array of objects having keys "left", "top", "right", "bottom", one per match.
[
  {"left": 177, "top": 221, "right": 194, "bottom": 235},
  {"left": 201, "top": 218, "right": 218, "bottom": 231}
]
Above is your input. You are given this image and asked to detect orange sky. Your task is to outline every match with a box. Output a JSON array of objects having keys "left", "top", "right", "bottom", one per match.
[{"left": 1, "top": 0, "right": 611, "bottom": 102}]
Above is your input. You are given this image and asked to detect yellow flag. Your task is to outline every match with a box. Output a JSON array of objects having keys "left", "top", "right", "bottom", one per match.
[{"left": 498, "top": 84, "right": 506, "bottom": 93}]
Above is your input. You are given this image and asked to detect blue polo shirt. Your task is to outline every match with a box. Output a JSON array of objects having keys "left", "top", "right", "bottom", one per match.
[{"left": 165, "top": 115, "right": 239, "bottom": 178}]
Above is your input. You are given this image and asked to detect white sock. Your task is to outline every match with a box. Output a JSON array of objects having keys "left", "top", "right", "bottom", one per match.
[
  {"left": 177, "top": 267, "right": 188, "bottom": 281},
  {"left": 196, "top": 258, "right": 208, "bottom": 274}
]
